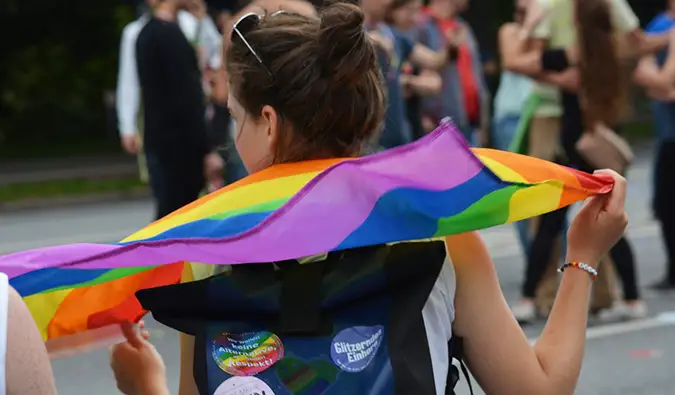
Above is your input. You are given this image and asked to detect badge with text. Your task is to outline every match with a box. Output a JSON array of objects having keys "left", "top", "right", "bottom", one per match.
[
  {"left": 212, "top": 331, "right": 285, "bottom": 376},
  {"left": 330, "top": 325, "right": 384, "bottom": 373},
  {"left": 213, "top": 376, "right": 275, "bottom": 395}
]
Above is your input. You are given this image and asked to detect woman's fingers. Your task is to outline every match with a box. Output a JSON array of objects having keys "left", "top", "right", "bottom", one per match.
[
  {"left": 594, "top": 169, "right": 626, "bottom": 214},
  {"left": 120, "top": 321, "right": 145, "bottom": 349}
]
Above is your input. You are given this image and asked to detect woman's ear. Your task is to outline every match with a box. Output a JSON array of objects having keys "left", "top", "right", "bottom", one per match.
[{"left": 260, "top": 104, "right": 280, "bottom": 149}]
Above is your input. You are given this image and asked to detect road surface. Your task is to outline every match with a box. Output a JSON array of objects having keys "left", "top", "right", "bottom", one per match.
[{"left": 1, "top": 144, "right": 674, "bottom": 395}]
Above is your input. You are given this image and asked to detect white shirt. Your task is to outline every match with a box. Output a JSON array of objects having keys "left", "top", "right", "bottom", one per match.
[
  {"left": 423, "top": 259, "right": 456, "bottom": 394},
  {"left": 115, "top": 11, "right": 223, "bottom": 136}
]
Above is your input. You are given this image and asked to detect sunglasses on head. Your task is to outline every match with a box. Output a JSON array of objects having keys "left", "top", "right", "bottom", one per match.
[{"left": 231, "top": 10, "right": 288, "bottom": 78}]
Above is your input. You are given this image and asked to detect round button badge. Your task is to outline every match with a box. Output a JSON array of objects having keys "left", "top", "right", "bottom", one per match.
[
  {"left": 213, "top": 376, "right": 275, "bottom": 395},
  {"left": 212, "top": 331, "right": 285, "bottom": 376}
]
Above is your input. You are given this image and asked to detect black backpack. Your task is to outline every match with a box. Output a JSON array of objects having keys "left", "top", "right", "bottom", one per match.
[{"left": 138, "top": 241, "right": 474, "bottom": 395}]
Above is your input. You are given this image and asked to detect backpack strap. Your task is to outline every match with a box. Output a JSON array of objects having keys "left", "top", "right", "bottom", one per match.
[
  {"left": 274, "top": 259, "right": 332, "bottom": 336},
  {"left": 446, "top": 336, "right": 474, "bottom": 395}
]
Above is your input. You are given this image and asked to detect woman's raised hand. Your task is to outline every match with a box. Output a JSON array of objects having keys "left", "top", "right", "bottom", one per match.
[{"left": 566, "top": 169, "right": 629, "bottom": 269}]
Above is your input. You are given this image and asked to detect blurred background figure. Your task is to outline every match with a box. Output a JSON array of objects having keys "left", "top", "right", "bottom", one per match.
[
  {"left": 633, "top": 0, "right": 675, "bottom": 291},
  {"left": 116, "top": 0, "right": 221, "bottom": 163},
  {"left": 492, "top": 0, "right": 533, "bottom": 154},
  {"left": 412, "top": 0, "right": 490, "bottom": 146},
  {"left": 135, "top": 0, "right": 223, "bottom": 219},
  {"left": 361, "top": 0, "right": 456, "bottom": 151},
  {"left": 116, "top": 0, "right": 224, "bottom": 196},
  {"left": 503, "top": 0, "right": 672, "bottom": 323},
  {"left": 492, "top": 0, "right": 534, "bottom": 256},
  {"left": 385, "top": 0, "right": 442, "bottom": 140},
  {"left": 207, "top": 1, "right": 251, "bottom": 188}
]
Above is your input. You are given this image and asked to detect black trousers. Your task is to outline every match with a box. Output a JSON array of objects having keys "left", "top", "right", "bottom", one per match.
[
  {"left": 522, "top": 120, "right": 640, "bottom": 301},
  {"left": 655, "top": 141, "right": 675, "bottom": 284},
  {"left": 146, "top": 151, "right": 205, "bottom": 220}
]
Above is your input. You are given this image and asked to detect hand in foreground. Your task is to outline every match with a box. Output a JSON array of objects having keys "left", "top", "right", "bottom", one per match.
[
  {"left": 121, "top": 134, "right": 142, "bottom": 155},
  {"left": 110, "top": 321, "right": 169, "bottom": 395},
  {"left": 566, "top": 169, "right": 628, "bottom": 268}
]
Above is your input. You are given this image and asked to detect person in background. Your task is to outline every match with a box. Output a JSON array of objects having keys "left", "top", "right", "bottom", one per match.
[
  {"left": 480, "top": 49, "right": 500, "bottom": 101},
  {"left": 116, "top": 0, "right": 222, "bottom": 184},
  {"left": 633, "top": 1, "right": 675, "bottom": 291},
  {"left": 527, "top": 0, "right": 672, "bottom": 166},
  {"left": 510, "top": 0, "right": 673, "bottom": 321},
  {"left": 209, "top": 2, "right": 252, "bottom": 188},
  {"left": 493, "top": 1, "right": 534, "bottom": 155},
  {"left": 136, "top": 0, "right": 224, "bottom": 220},
  {"left": 506, "top": 0, "right": 651, "bottom": 323},
  {"left": 497, "top": 0, "right": 577, "bottom": 313},
  {"left": 386, "top": 0, "right": 442, "bottom": 140},
  {"left": 413, "top": 0, "right": 490, "bottom": 146},
  {"left": 493, "top": 0, "right": 535, "bottom": 255},
  {"left": 361, "top": 0, "right": 459, "bottom": 150}
]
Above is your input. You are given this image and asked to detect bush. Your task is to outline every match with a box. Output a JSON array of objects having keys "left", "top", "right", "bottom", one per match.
[{"left": 0, "top": 0, "right": 134, "bottom": 159}]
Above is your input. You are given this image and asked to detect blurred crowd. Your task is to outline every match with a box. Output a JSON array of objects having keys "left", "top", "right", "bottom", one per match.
[{"left": 115, "top": 0, "right": 675, "bottom": 325}]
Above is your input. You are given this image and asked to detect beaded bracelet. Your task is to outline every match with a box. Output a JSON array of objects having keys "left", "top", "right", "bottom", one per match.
[{"left": 558, "top": 261, "right": 598, "bottom": 280}]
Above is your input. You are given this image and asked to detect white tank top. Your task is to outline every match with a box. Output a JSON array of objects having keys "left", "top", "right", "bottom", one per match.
[
  {"left": 422, "top": 258, "right": 457, "bottom": 394},
  {"left": 0, "top": 273, "right": 9, "bottom": 395}
]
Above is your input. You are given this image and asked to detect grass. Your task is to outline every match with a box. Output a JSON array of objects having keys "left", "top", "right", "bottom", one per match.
[
  {"left": 0, "top": 177, "right": 147, "bottom": 203},
  {"left": 0, "top": 139, "right": 120, "bottom": 163}
]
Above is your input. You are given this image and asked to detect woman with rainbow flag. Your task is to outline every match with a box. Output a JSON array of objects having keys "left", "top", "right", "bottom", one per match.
[{"left": 109, "top": 3, "right": 626, "bottom": 395}]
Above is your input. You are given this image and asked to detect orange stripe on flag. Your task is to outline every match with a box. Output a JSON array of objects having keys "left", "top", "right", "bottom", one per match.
[
  {"left": 473, "top": 148, "right": 583, "bottom": 187},
  {"left": 47, "top": 264, "right": 183, "bottom": 339},
  {"left": 88, "top": 263, "right": 184, "bottom": 330}
]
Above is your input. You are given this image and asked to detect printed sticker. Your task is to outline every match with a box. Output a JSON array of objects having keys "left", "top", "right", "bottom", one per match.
[
  {"left": 213, "top": 376, "right": 275, "bottom": 395},
  {"left": 212, "top": 331, "right": 285, "bottom": 376},
  {"left": 330, "top": 325, "right": 384, "bottom": 373},
  {"left": 275, "top": 355, "right": 339, "bottom": 393}
]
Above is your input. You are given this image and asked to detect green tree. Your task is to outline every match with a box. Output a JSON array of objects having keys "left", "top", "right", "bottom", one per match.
[{"left": 0, "top": 0, "right": 135, "bottom": 160}]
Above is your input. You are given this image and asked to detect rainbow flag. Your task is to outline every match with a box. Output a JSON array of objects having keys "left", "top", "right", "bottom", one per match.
[{"left": 1, "top": 120, "right": 612, "bottom": 350}]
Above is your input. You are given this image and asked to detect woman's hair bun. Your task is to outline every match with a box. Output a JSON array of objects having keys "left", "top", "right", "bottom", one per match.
[{"left": 318, "top": 2, "right": 377, "bottom": 87}]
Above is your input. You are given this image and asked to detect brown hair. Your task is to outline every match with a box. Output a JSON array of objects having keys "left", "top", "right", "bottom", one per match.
[
  {"left": 226, "top": 2, "right": 386, "bottom": 163},
  {"left": 575, "top": 0, "right": 626, "bottom": 127}
]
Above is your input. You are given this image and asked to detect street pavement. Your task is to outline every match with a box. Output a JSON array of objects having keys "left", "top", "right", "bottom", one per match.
[{"left": 2, "top": 143, "right": 674, "bottom": 394}]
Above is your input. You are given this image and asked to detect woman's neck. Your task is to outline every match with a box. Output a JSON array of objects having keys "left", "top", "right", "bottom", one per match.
[{"left": 155, "top": 2, "right": 178, "bottom": 21}]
